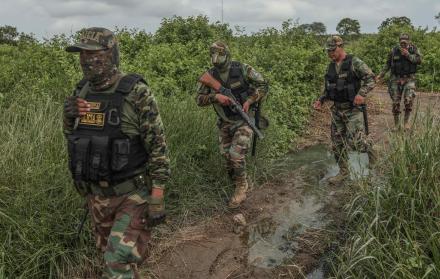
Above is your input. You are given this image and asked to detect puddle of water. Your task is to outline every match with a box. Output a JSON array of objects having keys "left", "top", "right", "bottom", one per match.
[
  {"left": 247, "top": 145, "right": 370, "bottom": 270},
  {"left": 247, "top": 196, "right": 326, "bottom": 268},
  {"left": 307, "top": 264, "right": 325, "bottom": 279}
]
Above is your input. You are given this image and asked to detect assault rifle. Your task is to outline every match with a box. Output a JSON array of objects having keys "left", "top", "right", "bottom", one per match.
[{"left": 198, "top": 72, "right": 264, "bottom": 140}]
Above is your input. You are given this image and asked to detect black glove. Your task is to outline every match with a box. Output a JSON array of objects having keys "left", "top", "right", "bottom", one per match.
[
  {"left": 147, "top": 196, "right": 166, "bottom": 227},
  {"left": 64, "top": 96, "right": 79, "bottom": 119}
]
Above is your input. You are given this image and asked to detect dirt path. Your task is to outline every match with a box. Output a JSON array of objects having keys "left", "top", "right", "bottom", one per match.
[{"left": 143, "top": 88, "right": 440, "bottom": 279}]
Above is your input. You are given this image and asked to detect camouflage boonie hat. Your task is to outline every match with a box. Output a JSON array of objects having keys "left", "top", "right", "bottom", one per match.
[
  {"left": 325, "top": 35, "right": 344, "bottom": 51},
  {"left": 66, "top": 27, "right": 117, "bottom": 52},
  {"left": 399, "top": 33, "right": 410, "bottom": 42}
]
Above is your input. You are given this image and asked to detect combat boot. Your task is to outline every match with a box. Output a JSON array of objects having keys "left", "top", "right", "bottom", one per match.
[
  {"left": 328, "top": 165, "right": 349, "bottom": 185},
  {"left": 404, "top": 112, "right": 411, "bottom": 131},
  {"left": 229, "top": 175, "right": 248, "bottom": 208}
]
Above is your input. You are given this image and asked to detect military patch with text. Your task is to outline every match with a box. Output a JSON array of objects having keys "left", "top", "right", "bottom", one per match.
[
  {"left": 80, "top": 112, "right": 105, "bottom": 127},
  {"left": 88, "top": 102, "right": 101, "bottom": 110}
]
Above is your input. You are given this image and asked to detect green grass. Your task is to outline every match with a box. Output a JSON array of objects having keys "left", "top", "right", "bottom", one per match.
[{"left": 332, "top": 111, "right": 440, "bottom": 278}]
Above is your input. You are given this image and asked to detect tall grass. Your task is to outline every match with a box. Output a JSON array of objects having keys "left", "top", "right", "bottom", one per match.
[{"left": 332, "top": 111, "right": 440, "bottom": 278}]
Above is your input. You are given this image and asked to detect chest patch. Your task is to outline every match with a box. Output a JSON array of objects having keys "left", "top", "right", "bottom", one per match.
[
  {"left": 80, "top": 112, "right": 105, "bottom": 127},
  {"left": 88, "top": 102, "right": 101, "bottom": 110}
]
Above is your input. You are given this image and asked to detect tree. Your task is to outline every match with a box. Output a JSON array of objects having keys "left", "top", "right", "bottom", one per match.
[
  {"left": 0, "top": 25, "right": 35, "bottom": 45},
  {"left": 154, "top": 15, "right": 232, "bottom": 44},
  {"left": 0, "top": 25, "right": 19, "bottom": 44},
  {"left": 299, "top": 22, "right": 326, "bottom": 35},
  {"left": 436, "top": 12, "right": 440, "bottom": 23},
  {"left": 336, "top": 18, "right": 360, "bottom": 36},
  {"left": 378, "top": 16, "right": 413, "bottom": 31}
]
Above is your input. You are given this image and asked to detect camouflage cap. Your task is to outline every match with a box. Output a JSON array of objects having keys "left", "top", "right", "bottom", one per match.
[
  {"left": 399, "top": 33, "right": 410, "bottom": 41},
  {"left": 325, "top": 35, "right": 344, "bottom": 51},
  {"left": 66, "top": 27, "right": 117, "bottom": 52}
]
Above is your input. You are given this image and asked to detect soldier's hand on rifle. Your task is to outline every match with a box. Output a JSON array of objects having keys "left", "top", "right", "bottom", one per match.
[
  {"left": 313, "top": 100, "right": 322, "bottom": 110},
  {"left": 243, "top": 100, "right": 252, "bottom": 113},
  {"left": 146, "top": 187, "right": 166, "bottom": 227},
  {"left": 353, "top": 94, "right": 365, "bottom": 106},
  {"left": 215, "top": 94, "right": 233, "bottom": 106},
  {"left": 64, "top": 96, "right": 90, "bottom": 119}
]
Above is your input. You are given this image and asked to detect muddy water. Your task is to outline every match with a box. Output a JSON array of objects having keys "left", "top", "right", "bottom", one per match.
[{"left": 246, "top": 145, "right": 369, "bottom": 273}]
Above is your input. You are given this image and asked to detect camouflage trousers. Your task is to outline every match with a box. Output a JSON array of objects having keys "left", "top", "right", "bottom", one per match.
[
  {"left": 330, "top": 104, "right": 373, "bottom": 170},
  {"left": 87, "top": 187, "right": 151, "bottom": 279},
  {"left": 388, "top": 77, "right": 416, "bottom": 115},
  {"left": 218, "top": 121, "right": 253, "bottom": 181}
]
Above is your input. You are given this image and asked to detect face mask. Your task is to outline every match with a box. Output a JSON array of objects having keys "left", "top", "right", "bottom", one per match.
[
  {"left": 80, "top": 48, "right": 118, "bottom": 88},
  {"left": 211, "top": 52, "right": 227, "bottom": 66}
]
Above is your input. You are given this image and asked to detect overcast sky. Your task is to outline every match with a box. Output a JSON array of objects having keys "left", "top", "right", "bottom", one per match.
[{"left": 1, "top": 0, "right": 439, "bottom": 39}]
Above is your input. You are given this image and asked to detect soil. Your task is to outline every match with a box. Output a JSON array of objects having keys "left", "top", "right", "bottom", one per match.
[{"left": 142, "top": 88, "right": 440, "bottom": 279}]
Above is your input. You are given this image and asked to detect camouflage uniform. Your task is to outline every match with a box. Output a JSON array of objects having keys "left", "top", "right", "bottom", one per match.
[
  {"left": 196, "top": 41, "right": 267, "bottom": 207},
  {"left": 319, "top": 36, "right": 375, "bottom": 181},
  {"left": 64, "top": 28, "right": 170, "bottom": 279},
  {"left": 378, "top": 34, "right": 422, "bottom": 128}
]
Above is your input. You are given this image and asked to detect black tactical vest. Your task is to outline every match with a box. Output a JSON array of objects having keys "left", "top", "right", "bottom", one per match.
[
  {"left": 391, "top": 46, "right": 418, "bottom": 76},
  {"left": 325, "top": 55, "right": 361, "bottom": 103},
  {"left": 210, "top": 61, "right": 251, "bottom": 117},
  {"left": 67, "top": 74, "right": 148, "bottom": 186}
]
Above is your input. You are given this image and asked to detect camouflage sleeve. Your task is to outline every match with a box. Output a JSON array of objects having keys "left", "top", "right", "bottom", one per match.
[
  {"left": 195, "top": 81, "right": 218, "bottom": 106},
  {"left": 242, "top": 63, "right": 268, "bottom": 104},
  {"left": 379, "top": 50, "right": 393, "bottom": 78},
  {"left": 134, "top": 83, "right": 170, "bottom": 189},
  {"left": 408, "top": 45, "right": 422, "bottom": 65},
  {"left": 352, "top": 57, "right": 375, "bottom": 97}
]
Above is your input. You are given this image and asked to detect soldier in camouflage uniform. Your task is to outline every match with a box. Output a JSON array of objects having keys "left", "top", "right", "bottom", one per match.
[
  {"left": 196, "top": 41, "right": 268, "bottom": 208},
  {"left": 376, "top": 33, "right": 422, "bottom": 130},
  {"left": 63, "top": 27, "right": 170, "bottom": 279},
  {"left": 314, "top": 36, "right": 376, "bottom": 184}
]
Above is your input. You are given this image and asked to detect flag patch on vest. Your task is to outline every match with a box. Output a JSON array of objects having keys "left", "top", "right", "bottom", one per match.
[
  {"left": 80, "top": 112, "right": 105, "bottom": 127},
  {"left": 88, "top": 102, "right": 101, "bottom": 110}
]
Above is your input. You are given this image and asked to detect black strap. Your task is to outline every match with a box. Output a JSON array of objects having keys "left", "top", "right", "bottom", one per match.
[
  {"left": 229, "top": 61, "right": 242, "bottom": 78},
  {"left": 76, "top": 78, "right": 88, "bottom": 91},
  {"left": 116, "top": 73, "right": 146, "bottom": 95},
  {"left": 341, "top": 55, "right": 352, "bottom": 72}
]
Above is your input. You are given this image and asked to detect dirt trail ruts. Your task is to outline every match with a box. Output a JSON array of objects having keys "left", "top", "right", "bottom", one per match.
[{"left": 143, "top": 88, "right": 440, "bottom": 279}]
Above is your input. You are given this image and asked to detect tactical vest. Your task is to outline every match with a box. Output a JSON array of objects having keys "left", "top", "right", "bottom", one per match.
[
  {"left": 210, "top": 61, "right": 252, "bottom": 118},
  {"left": 67, "top": 74, "right": 148, "bottom": 187},
  {"left": 325, "top": 55, "right": 361, "bottom": 103},
  {"left": 391, "top": 46, "right": 417, "bottom": 76}
]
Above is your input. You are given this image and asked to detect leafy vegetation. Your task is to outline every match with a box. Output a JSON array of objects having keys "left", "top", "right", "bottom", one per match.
[{"left": 336, "top": 18, "right": 361, "bottom": 37}]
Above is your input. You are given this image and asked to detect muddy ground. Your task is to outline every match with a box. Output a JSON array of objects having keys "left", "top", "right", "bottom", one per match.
[{"left": 142, "top": 88, "right": 440, "bottom": 279}]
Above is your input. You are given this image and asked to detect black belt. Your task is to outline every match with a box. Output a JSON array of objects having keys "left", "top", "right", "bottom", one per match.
[{"left": 74, "top": 174, "right": 147, "bottom": 197}]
